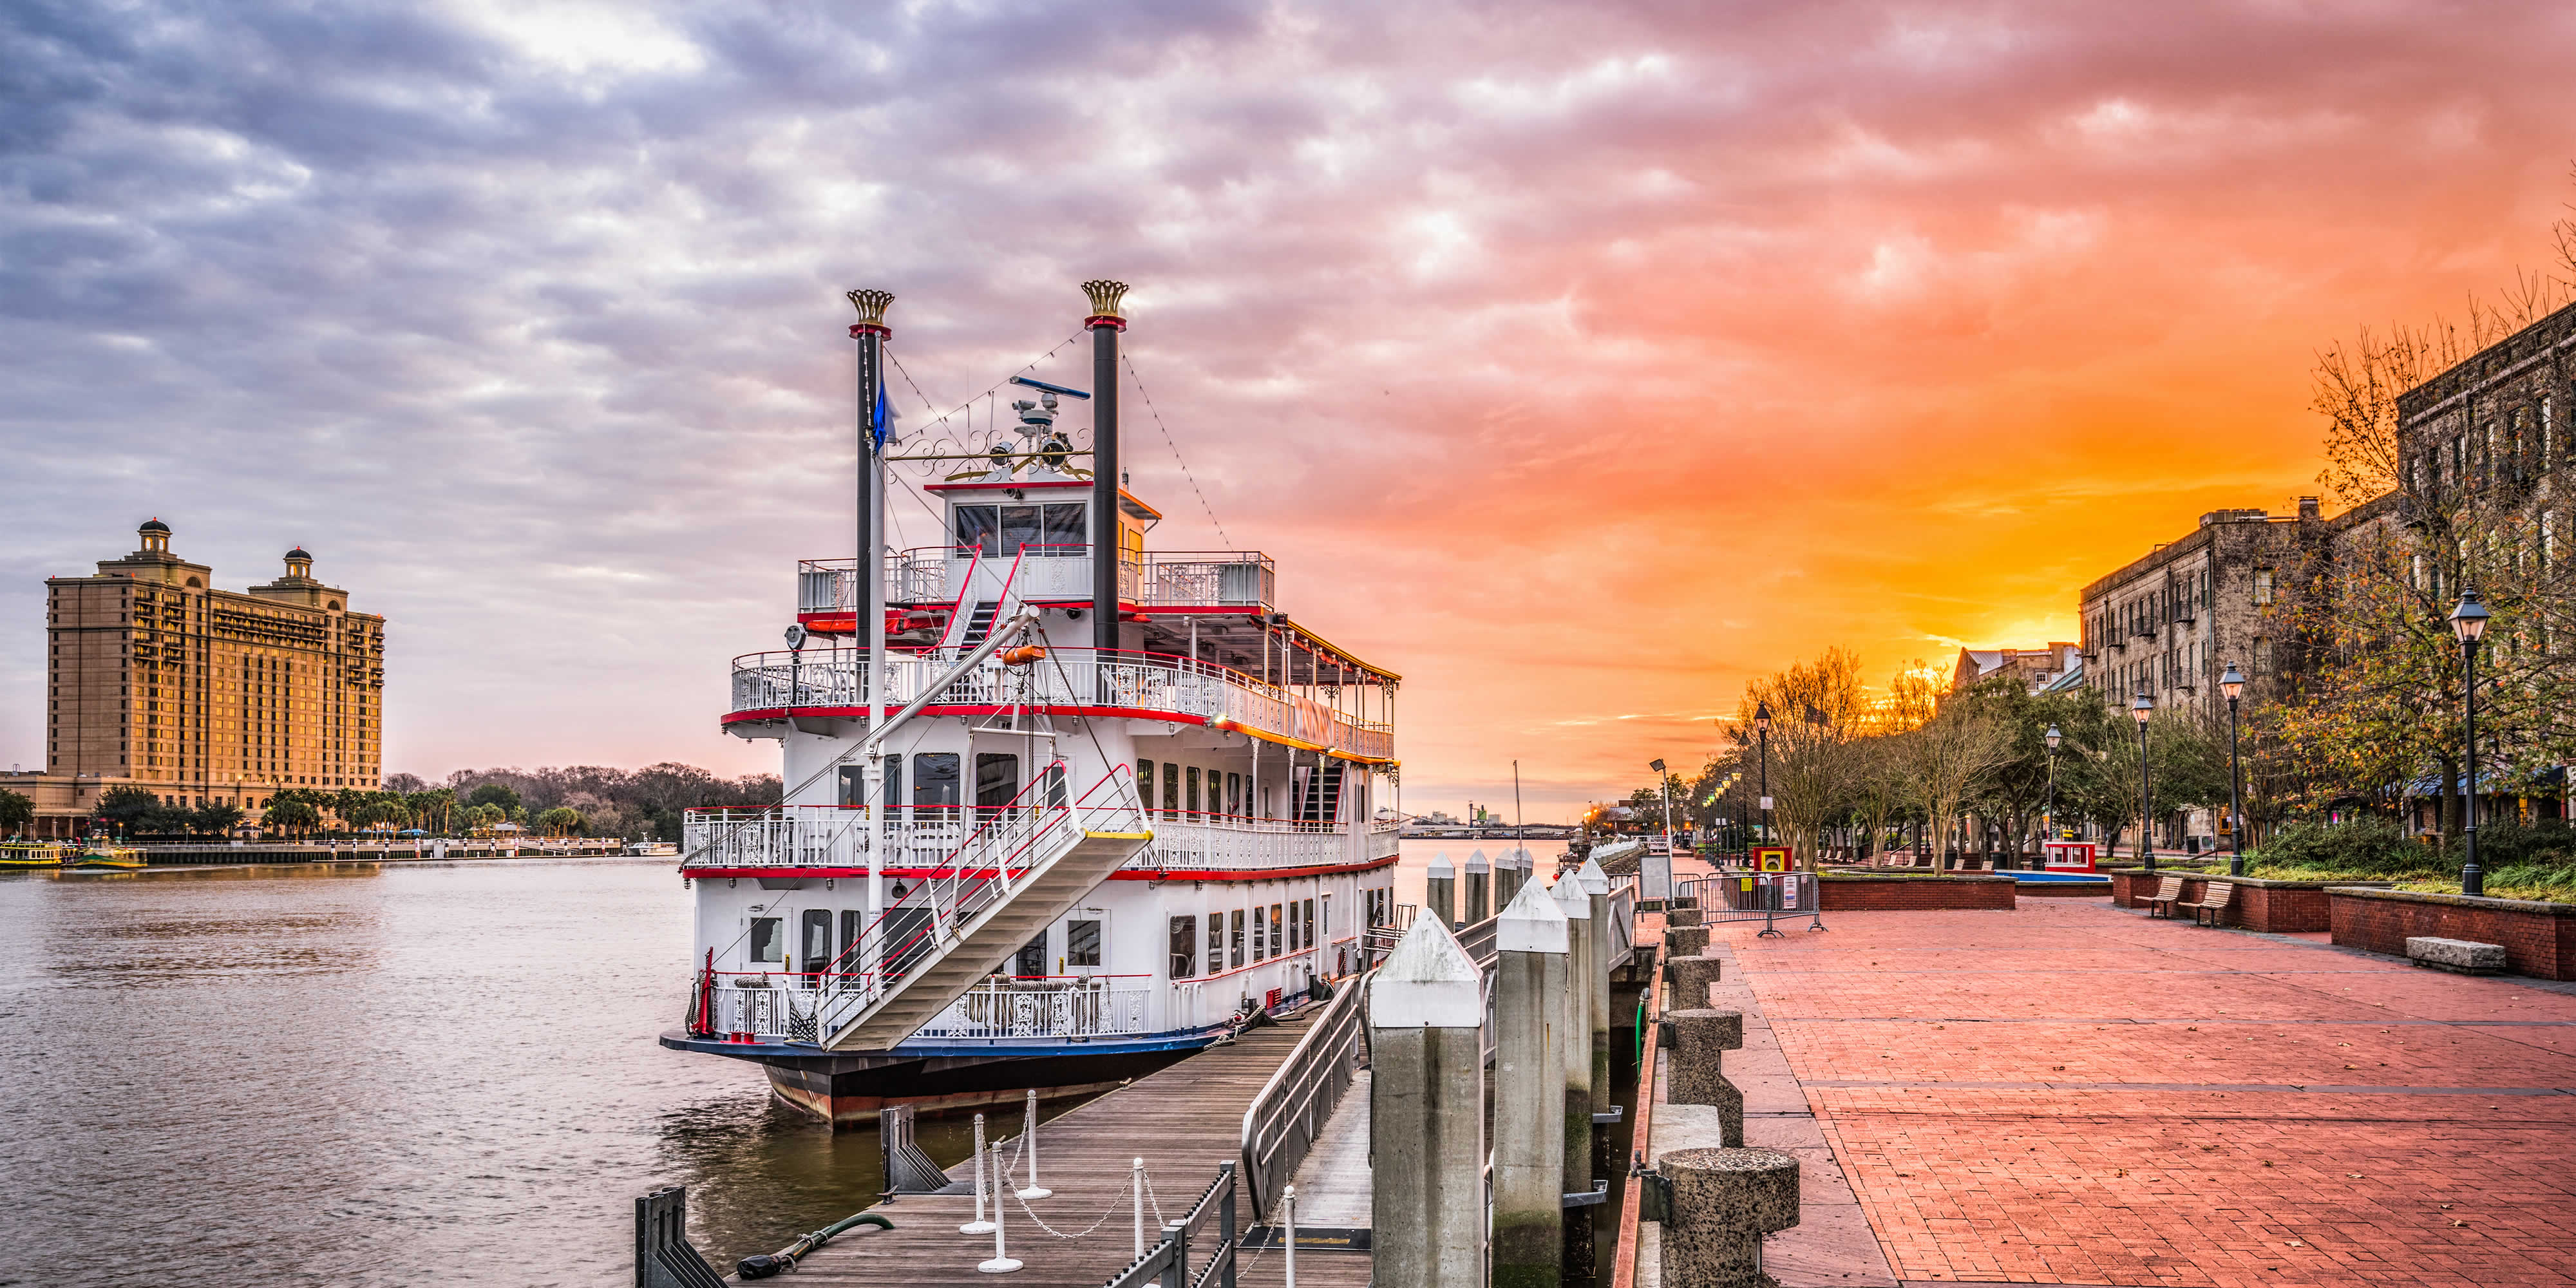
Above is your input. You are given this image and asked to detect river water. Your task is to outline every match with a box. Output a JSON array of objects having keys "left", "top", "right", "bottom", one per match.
[{"left": 0, "top": 840, "right": 1566, "bottom": 1286}]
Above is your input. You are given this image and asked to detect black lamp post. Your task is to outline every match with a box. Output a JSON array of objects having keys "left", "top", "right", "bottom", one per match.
[
  {"left": 2220, "top": 662, "right": 2246, "bottom": 877},
  {"left": 2132, "top": 688, "right": 2155, "bottom": 871},
  {"left": 1754, "top": 701, "right": 1773, "bottom": 850},
  {"left": 2043, "top": 724, "right": 2062, "bottom": 871},
  {"left": 2450, "top": 589, "right": 2490, "bottom": 896}
]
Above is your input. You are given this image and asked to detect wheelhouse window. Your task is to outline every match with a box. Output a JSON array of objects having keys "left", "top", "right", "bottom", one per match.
[
  {"left": 1066, "top": 919, "right": 1103, "bottom": 971},
  {"left": 1040, "top": 503, "right": 1086, "bottom": 552},
  {"left": 1169, "top": 916, "right": 1197, "bottom": 978},
  {"left": 750, "top": 916, "right": 784, "bottom": 963},
  {"left": 954, "top": 506, "right": 1000, "bottom": 556},
  {"left": 999, "top": 506, "right": 1043, "bottom": 557}
]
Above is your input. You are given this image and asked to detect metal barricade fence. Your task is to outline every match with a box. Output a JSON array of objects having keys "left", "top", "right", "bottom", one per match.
[{"left": 1700, "top": 871, "right": 1826, "bottom": 937}]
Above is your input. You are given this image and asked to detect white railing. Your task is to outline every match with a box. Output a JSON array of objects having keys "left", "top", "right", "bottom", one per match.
[
  {"left": 795, "top": 549, "right": 1277, "bottom": 611},
  {"left": 1138, "top": 816, "right": 1347, "bottom": 870},
  {"left": 683, "top": 806, "right": 967, "bottom": 869},
  {"left": 913, "top": 977, "right": 1153, "bottom": 1039},
  {"left": 727, "top": 647, "right": 1394, "bottom": 763}
]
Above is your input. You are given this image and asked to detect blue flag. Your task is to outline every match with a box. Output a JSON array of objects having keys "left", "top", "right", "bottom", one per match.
[{"left": 871, "top": 379, "right": 892, "bottom": 453}]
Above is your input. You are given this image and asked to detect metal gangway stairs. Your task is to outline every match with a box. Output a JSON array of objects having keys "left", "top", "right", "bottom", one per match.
[{"left": 804, "top": 763, "right": 1152, "bottom": 1051}]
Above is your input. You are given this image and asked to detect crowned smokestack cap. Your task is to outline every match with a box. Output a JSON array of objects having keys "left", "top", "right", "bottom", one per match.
[
  {"left": 844, "top": 289, "right": 894, "bottom": 332},
  {"left": 1082, "top": 279, "right": 1129, "bottom": 326}
]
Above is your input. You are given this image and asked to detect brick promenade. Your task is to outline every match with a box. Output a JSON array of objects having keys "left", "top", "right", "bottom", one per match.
[{"left": 1714, "top": 898, "right": 2576, "bottom": 1287}]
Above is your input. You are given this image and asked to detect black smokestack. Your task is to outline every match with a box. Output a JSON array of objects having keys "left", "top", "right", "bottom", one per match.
[{"left": 1083, "top": 280, "right": 1128, "bottom": 654}]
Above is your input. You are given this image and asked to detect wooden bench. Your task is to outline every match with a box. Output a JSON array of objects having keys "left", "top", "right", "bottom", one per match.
[
  {"left": 2186, "top": 881, "right": 2237, "bottom": 927},
  {"left": 2144, "top": 875, "right": 2186, "bottom": 918}
]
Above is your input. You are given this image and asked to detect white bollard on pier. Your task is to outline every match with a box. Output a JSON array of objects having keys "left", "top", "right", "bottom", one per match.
[
  {"left": 1132, "top": 1157, "right": 1146, "bottom": 1258},
  {"left": 978, "top": 1138, "right": 1021, "bottom": 1273},
  {"left": 1015, "top": 1088, "right": 1051, "bottom": 1199},
  {"left": 1284, "top": 1182, "right": 1298, "bottom": 1288},
  {"left": 961, "top": 1113, "right": 996, "bottom": 1235}
]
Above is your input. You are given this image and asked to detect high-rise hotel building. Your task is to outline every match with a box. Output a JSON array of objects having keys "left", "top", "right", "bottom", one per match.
[{"left": 9, "top": 520, "right": 386, "bottom": 835}]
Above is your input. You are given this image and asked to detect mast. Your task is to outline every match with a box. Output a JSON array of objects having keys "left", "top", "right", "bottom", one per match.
[
  {"left": 849, "top": 288, "right": 895, "bottom": 916},
  {"left": 1084, "top": 281, "right": 1128, "bottom": 655}
]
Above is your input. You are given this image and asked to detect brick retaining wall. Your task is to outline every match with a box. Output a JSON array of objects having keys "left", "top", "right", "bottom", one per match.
[
  {"left": 2329, "top": 887, "right": 2576, "bottom": 980},
  {"left": 2105, "top": 869, "right": 2387, "bottom": 933},
  {"left": 1819, "top": 875, "right": 2016, "bottom": 911},
  {"left": 2015, "top": 880, "right": 2112, "bottom": 898}
]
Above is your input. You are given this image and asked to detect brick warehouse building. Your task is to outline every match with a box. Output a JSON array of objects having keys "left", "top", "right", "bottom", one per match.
[
  {"left": 2077, "top": 296, "right": 2576, "bottom": 832},
  {"left": 5, "top": 520, "right": 386, "bottom": 837}
]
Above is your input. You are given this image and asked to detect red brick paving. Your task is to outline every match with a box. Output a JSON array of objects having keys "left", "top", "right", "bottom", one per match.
[{"left": 1716, "top": 899, "right": 2576, "bottom": 1285}]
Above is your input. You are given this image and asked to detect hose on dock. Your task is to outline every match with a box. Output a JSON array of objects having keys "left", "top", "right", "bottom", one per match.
[{"left": 736, "top": 1211, "right": 893, "bottom": 1279}]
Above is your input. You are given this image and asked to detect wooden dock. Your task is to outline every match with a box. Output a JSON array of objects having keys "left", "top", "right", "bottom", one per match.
[{"left": 765, "top": 1009, "right": 1372, "bottom": 1287}]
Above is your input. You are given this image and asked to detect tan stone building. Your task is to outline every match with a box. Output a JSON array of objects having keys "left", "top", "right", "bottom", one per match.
[
  {"left": 9, "top": 520, "right": 385, "bottom": 835},
  {"left": 1950, "top": 643, "right": 2078, "bottom": 694}
]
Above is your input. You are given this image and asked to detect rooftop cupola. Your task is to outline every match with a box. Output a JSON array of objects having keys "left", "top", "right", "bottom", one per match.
[
  {"left": 284, "top": 547, "right": 314, "bottom": 580},
  {"left": 138, "top": 518, "right": 171, "bottom": 556}
]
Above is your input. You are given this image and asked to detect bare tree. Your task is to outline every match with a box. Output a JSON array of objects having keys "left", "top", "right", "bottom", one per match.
[
  {"left": 1891, "top": 699, "right": 2014, "bottom": 875},
  {"left": 1732, "top": 647, "right": 1870, "bottom": 869}
]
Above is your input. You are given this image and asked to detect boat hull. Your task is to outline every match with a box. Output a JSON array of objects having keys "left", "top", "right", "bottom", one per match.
[{"left": 658, "top": 1028, "right": 1203, "bottom": 1127}]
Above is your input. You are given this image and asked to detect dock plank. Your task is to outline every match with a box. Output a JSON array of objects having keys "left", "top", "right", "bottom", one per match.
[{"left": 763, "top": 1009, "right": 1366, "bottom": 1287}]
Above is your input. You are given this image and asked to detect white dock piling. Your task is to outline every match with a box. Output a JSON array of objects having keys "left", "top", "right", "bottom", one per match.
[
  {"left": 1368, "top": 913, "right": 1486, "bottom": 1288},
  {"left": 1425, "top": 851, "right": 1457, "bottom": 928},
  {"left": 1493, "top": 878, "right": 1570, "bottom": 1285},
  {"left": 1132, "top": 1157, "right": 1146, "bottom": 1258}
]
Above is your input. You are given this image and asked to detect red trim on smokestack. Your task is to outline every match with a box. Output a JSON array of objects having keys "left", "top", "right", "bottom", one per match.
[
  {"left": 848, "top": 323, "right": 891, "bottom": 337},
  {"left": 1084, "top": 316, "right": 1126, "bottom": 331}
]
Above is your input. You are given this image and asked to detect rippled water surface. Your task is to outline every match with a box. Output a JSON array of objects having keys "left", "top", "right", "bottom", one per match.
[
  {"left": 0, "top": 842, "right": 1565, "bottom": 1286},
  {"left": 0, "top": 858, "right": 950, "bottom": 1287}
]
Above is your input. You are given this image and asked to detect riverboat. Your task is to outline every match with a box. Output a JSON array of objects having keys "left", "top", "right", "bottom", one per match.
[
  {"left": 0, "top": 840, "right": 68, "bottom": 869},
  {"left": 66, "top": 837, "right": 147, "bottom": 870},
  {"left": 659, "top": 283, "right": 1402, "bottom": 1126}
]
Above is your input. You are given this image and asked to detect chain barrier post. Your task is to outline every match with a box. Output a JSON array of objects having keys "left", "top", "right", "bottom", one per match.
[
  {"left": 1133, "top": 1157, "right": 1146, "bottom": 1258},
  {"left": 979, "top": 1139, "right": 1021, "bottom": 1273},
  {"left": 961, "top": 1112, "right": 996, "bottom": 1234},
  {"left": 1283, "top": 1182, "right": 1296, "bottom": 1288},
  {"left": 1016, "top": 1088, "right": 1052, "bottom": 1199}
]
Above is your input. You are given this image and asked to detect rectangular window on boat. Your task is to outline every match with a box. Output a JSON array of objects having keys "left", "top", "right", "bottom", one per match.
[
  {"left": 1066, "top": 919, "right": 1103, "bottom": 970},
  {"left": 840, "top": 909, "right": 864, "bottom": 967},
  {"left": 1186, "top": 766, "right": 1201, "bottom": 815},
  {"left": 1251, "top": 905, "right": 1265, "bottom": 960},
  {"left": 1170, "top": 916, "right": 1197, "bottom": 978},
  {"left": 954, "top": 505, "right": 1000, "bottom": 557},
  {"left": 802, "top": 910, "right": 833, "bottom": 981},
  {"left": 1302, "top": 898, "right": 1314, "bottom": 951},
  {"left": 1208, "top": 912, "right": 1225, "bottom": 972},
  {"left": 998, "top": 504, "right": 1043, "bottom": 556},
  {"left": 913, "top": 753, "right": 961, "bottom": 812},
  {"left": 884, "top": 756, "right": 904, "bottom": 819},
  {"left": 1164, "top": 762, "right": 1180, "bottom": 820},
  {"left": 1137, "top": 760, "right": 1154, "bottom": 811},
  {"left": 750, "top": 916, "right": 783, "bottom": 963},
  {"left": 1227, "top": 772, "right": 1242, "bottom": 817},
  {"left": 1270, "top": 904, "right": 1284, "bottom": 956},
  {"left": 1319, "top": 894, "right": 1330, "bottom": 942},
  {"left": 1040, "top": 503, "right": 1086, "bottom": 553},
  {"left": 976, "top": 753, "right": 1019, "bottom": 813},
  {"left": 1231, "top": 909, "right": 1246, "bottom": 967}
]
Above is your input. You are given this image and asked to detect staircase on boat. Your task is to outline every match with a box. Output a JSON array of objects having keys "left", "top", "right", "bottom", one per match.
[{"left": 815, "top": 763, "right": 1150, "bottom": 1050}]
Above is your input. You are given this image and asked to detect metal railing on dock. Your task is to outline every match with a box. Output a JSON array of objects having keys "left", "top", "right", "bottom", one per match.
[{"left": 1100, "top": 1160, "right": 1240, "bottom": 1288}]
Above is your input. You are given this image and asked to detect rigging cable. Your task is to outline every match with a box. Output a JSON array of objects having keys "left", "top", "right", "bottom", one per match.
[{"left": 1120, "top": 351, "right": 1232, "bottom": 549}]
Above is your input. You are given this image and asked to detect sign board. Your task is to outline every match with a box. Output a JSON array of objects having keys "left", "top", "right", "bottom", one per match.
[
  {"left": 1758, "top": 795, "right": 1774, "bottom": 810},
  {"left": 1780, "top": 876, "right": 1799, "bottom": 909},
  {"left": 1754, "top": 846, "right": 1791, "bottom": 873}
]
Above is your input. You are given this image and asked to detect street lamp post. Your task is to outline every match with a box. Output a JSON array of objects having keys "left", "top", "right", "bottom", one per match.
[
  {"left": 2042, "top": 724, "right": 2062, "bottom": 872},
  {"left": 1754, "top": 702, "right": 1773, "bottom": 851},
  {"left": 2450, "top": 590, "right": 2490, "bottom": 896},
  {"left": 2220, "top": 663, "right": 2246, "bottom": 878},
  {"left": 2132, "top": 688, "right": 2155, "bottom": 872}
]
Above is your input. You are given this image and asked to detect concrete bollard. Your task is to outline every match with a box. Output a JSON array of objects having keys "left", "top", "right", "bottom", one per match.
[
  {"left": 1550, "top": 873, "right": 1596, "bottom": 1278},
  {"left": 1656, "top": 1147, "right": 1799, "bottom": 1288},
  {"left": 1370, "top": 913, "right": 1486, "bottom": 1288},
  {"left": 1663, "top": 925, "right": 1709, "bottom": 960},
  {"left": 1665, "top": 955, "right": 1723, "bottom": 1011},
  {"left": 1464, "top": 849, "right": 1492, "bottom": 925},
  {"left": 1666, "top": 907, "right": 1702, "bottom": 927},
  {"left": 1577, "top": 858, "right": 1613, "bottom": 1119},
  {"left": 1492, "top": 879, "right": 1569, "bottom": 1287},
  {"left": 1426, "top": 851, "right": 1457, "bottom": 929},
  {"left": 1665, "top": 1009, "right": 1745, "bottom": 1146}
]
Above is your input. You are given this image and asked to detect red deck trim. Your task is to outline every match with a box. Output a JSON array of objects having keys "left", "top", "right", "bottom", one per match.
[
  {"left": 679, "top": 855, "right": 1397, "bottom": 882},
  {"left": 723, "top": 704, "right": 1212, "bottom": 728}
]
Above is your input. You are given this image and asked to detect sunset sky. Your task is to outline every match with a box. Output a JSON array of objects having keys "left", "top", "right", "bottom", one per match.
[{"left": 6, "top": 1, "right": 2575, "bottom": 820}]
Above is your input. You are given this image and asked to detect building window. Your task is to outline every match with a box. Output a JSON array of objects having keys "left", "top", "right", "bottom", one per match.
[
  {"left": 1169, "top": 916, "right": 1197, "bottom": 978},
  {"left": 2252, "top": 569, "right": 2273, "bottom": 606},
  {"left": 1066, "top": 918, "right": 1103, "bottom": 970},
  {"left": 2253, "top": 637, "right": 2273, "bottom": 676}
]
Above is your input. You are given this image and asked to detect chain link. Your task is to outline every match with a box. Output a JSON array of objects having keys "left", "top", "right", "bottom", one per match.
[{"left": 992, "top": 1139, "right": 1137, "bottom": 1241}]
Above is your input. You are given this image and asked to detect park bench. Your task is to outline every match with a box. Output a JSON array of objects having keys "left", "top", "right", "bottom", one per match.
[
  {"left": 2144, "top": 875, "right": 2186, "bottom": 918},
  {"left": 2186, "top": 882, "right": 2236, "bottom": 927}
]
